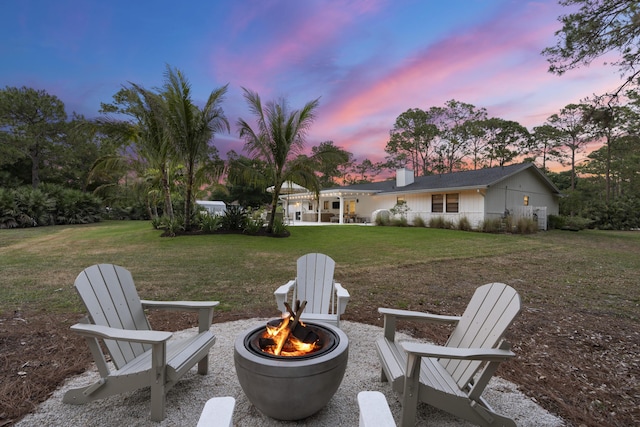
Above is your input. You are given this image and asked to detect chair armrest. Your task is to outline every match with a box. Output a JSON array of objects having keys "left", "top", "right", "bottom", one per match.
[
  {"left": 378, "top": 307, "right": 460, "bottom": 324},
  {"left": 334, "top": 282, "right": 350, "bottom": 315},
  {"left": 401, "top": 341, "right": 515, "bottom": 361},
  {"left": 197, "top": 396, "right": 236, "bottom": 427},
  {"left": 357, "top": 391, "right": 395, "bottom": 427},
  {"left": 140, "top": 300, "right": 219, "bottom": 310},
  {"left": 70, "top": 323, "right": 172, "bottom": 344},
  {"left": 274, "top": 280, "right": 295, "bottom": 312},
  {"left": 141, "top": 300, "right": 219, "bottom": 334}
]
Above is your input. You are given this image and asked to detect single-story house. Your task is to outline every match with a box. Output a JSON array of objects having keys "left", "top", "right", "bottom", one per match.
[{"left": 282, "top": 162, "right": 561, "bottom": 230}]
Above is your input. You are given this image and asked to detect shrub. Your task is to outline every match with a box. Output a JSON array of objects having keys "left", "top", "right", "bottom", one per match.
[
  {"left": 391, "top": 217, "right": 409, "bottom": 227},
  {"left": 412, "top": 216, "right": 426, "bottom": 227},
  {"left": 161, "top": 215, "right": 184, "bottom": 237},
  {"left": 220, "top": 205, "right": 247, "bottom": 231},
  {"left": 480, "top": 218, "right": 503, "bottom": 233},
  {"left": 198, "top": 211, "right": 223, "bottom": 233},
  {"left": 514, "top": 217, "right": 538, "bottom": 234},
  {"left": 270, "top": 216, "right": 288, "bottom": 236},
  {"left": 374, "top": 210, "right": 391, "bottom": 226},
  {"left": 457, "top": 216, "right": 472, "bottom": 231},
  {"left": 243, "top": 217, "right": 264, "bottom": 235},
  {"left": 503, "top": 215, "right": 514, "bottom": 232},
  {"left": 429, "top": 216, "right": 454, "bottom": 229},
  {"left": 0, "top": 184, "right": 101, "bottom": 228}
]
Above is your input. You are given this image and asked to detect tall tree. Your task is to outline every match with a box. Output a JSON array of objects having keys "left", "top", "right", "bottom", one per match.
[
  {"left": 0, "top": 86, "right": 67, "bottom": 188},
  {"left": 162, "top": 66, "right": 229, "bottom": 230},
  {"left": 310, "top": 141, "right": 351, "bottom": 187},
  {"left": 483, "top": 118, "right": 530, "bottom": 167},
  {"left": 385, "top": 108, "right": 438, "bottom": 176},
  {"left": 437, "top": 100, "right": 487, "bottom": 172},
  {"left": 96, "top": 85, "right": 177, "bottom": 220},
  {"left": 547, "top": 104, "right": 589, "bottom": 190},
  {"left": 531, "top": 124, "right": 566, "bottom": 171},
  {"left": 543, "top": 0, "right": 640, "bottom": 94},
  {"left": 582, "top": 94, "right": 634, "bottom": 202},
  {"left": 234, "top": 88, "right": 320, "bottom": 233}
]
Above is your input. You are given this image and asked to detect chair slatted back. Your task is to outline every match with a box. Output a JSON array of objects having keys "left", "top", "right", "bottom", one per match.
[
  {"left": 440, "top": 282, "right": 521, "bottom": 388},
  {"left": 293, "top": 253, "right": 336, "bottom": 315},
  {"left": 74, "top": 264, "right": 152, "bottom": 369}
]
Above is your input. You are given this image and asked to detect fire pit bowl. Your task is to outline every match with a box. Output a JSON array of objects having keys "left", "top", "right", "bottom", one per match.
[{"left": 234, "top": 321, "right": 349, "bottom": 420}]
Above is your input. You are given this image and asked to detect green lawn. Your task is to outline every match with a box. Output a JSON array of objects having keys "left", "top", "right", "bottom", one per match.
[{"left": 1, "top": 220, "right": 637, "bottom": 321}]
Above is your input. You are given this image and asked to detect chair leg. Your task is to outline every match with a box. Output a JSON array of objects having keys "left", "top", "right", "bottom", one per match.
[
  {"left": 400, "top": 355, "right": 420, "bottom": 427},
  {"left": 198, "top": 354, "right": 209, "bottom": 375},
  {"left": 150, "top": 381, "right": 166, "bottom": 422}
]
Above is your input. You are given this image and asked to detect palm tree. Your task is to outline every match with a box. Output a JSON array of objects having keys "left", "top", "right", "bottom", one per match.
[
  {"left": 235, "top": 88, "right": 320, "bottom": 233},
  {"left": 161, "top": 66, "right": 229, "bottom": 230},
  {"left": 90, "top": 86, "right": 177, "bottom": 221}
]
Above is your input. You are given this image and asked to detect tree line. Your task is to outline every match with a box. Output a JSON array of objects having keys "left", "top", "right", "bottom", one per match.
[{"left": 1, "top": 1, "right": 639, "bottom": 230}]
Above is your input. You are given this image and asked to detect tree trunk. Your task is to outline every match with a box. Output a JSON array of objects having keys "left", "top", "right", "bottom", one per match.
[
  {"left": 267, "top": 191, "right": 279, "bottom": 233},
  {"left": 30, "top": 143, "right": 40, "bottom": 189},
  {"left": 161, "top": 167, "right": 174, "bottom": 220},
  {"left": 184, "top": 168, "right": 193, "bottom": 230}
]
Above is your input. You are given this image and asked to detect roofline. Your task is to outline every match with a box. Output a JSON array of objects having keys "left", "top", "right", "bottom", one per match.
[{"left": 486, "top": 163, "right": 561, "bottom": 194}]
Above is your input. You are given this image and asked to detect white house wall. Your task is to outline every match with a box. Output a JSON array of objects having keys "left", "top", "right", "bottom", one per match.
[
  {"left": 484, "top": 168, "right": 559, "bottom": 219},
  {"left": 369, "top": 190, "right": 486, "bottom": 228}
]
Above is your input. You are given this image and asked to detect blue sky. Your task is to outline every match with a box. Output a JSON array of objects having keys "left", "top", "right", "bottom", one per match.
[{"left": 1, "top": 0, "right": 623, "bottom": 166}]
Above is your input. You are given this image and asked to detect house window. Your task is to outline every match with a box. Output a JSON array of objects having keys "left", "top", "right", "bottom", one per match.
[
  {"left": 432, "top": 194, "right": 443, "bottom": 212},
  {"left": 323, "top": 201, "right": 329, "bottom": 210},
  {"left": 523, "top": 195, "right": 529, "bottom": 206},
  {"left": 446, "top": 193, "right": 459, "bottom": 213},
  {"left": 397, "top": 196, "right": 405, "bottom": 204},
  {"left": 348, "top": 200, "right": 356, "bottom": 215}
]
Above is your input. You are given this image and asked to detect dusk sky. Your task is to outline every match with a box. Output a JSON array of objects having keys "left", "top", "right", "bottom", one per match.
[{"left": 2, "top": 0, "right": 624, "bottom": 168}]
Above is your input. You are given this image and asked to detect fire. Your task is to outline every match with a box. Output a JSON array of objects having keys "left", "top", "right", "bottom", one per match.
[{"left": 260, "top": 316, "right": 321, "bottom": 357}]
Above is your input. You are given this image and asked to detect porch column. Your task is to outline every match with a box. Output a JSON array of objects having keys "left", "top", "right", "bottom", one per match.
[
  {"left": 317, "top": 199, "right": 321, "bottom": 223},
  {"left": 338, "top": 196, "right": 344, "bottom": 224}
]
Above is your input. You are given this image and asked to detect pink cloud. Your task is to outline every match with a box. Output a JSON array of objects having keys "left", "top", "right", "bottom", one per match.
[
  {"left": 311, "top": 2, "right": 625, "bottom": 162},
  {"left": 208, "top": 1, "right": 383, "bottom": 95}
]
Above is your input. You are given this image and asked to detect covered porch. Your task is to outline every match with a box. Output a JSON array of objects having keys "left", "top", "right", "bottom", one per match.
[{"left": 280, "top": 189, "right": 377, "bottom": 225}]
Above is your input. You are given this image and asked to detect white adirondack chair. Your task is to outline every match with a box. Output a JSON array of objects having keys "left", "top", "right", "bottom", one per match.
[
  {"left": 196, "top": 396, "right": 236, "bottom": 427},
  {"left": 63, "top": 264, "right": 219, "bottom": 422},
  {"left": 376, "top": 282, "right": 521, "bottom": 427},
  {"left": 358, "top": 391, "right": 396, "bottom": 427},
  {"left": 274, "top": 253, "right": 350, "bottom": 327}
]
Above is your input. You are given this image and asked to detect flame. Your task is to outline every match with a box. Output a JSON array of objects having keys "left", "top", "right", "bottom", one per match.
[{"left": 260, "top": 316, "right": 320, "bottom": 357}]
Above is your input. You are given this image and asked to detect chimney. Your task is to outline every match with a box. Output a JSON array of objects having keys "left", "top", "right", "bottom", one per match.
[{"left": 396, "top": 168, "right": 414, "bottom": 187}]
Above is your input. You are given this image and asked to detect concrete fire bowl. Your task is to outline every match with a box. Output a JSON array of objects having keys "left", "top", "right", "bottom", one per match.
[{"left": 233, "top": 321, "right": 349, "bottom": 421}]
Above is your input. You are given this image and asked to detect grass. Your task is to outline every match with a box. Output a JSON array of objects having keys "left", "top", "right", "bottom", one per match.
[
  {"left": 1, "top": 221, "right": 637, "bottom": 320},
  {"left": 0, "top": 221, "right": 544, "bottom": 315},
  {"left": 2, "top": 221, "right": 640, "bottom": 426}
]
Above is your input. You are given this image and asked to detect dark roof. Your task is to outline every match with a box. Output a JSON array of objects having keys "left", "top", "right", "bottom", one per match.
[{"left": 327, "top": 163, "right": 560, "bottom": 195}]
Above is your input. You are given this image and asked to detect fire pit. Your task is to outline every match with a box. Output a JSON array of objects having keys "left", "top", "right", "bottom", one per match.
[{"left": 234, "top": 302, "right": 349, "bottom": 420}]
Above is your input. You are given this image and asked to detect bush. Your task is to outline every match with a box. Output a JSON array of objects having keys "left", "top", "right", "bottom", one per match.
[
  {"left": 457, "top": 216, "right": 472, "bottom": 231},
  {"left": 0, "top": 185, "right": 102, "bottom": 228},
  {"left": 514, "top": 217, "right": 538, "bottom": 234},
  {"left": 160, "top": 215, "right": 184, "bottom": 237},
  {"left": 243, "top": 217, "right": 264, "bottom": 235},
  {"left": 270, "top": 216, "right": 288, "bottom": 236},
  {"left": 479, "top": 218, "right": 503, "bottom": 233},
  {"left": 412, "top": 216, "right": 426, "bottom": 227},
  {"left": 198, "top": 211, "right": 223, "bottom": 233},
  {"left": 548, "top": 214, "right": 592, "bottom": 231},
  {"left": 391, "top": 217, "right": 409, "bottom": 227},
  {"left": 220, "top": 205, "right": 247, "bottom": 231},
  {"left": 374, "top": 210, "right": 391, "bottom": 226}
]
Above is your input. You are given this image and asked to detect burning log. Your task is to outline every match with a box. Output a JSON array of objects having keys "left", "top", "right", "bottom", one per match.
[{"left": 259, "top": 300, "right": 321, "bottom": 356}]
